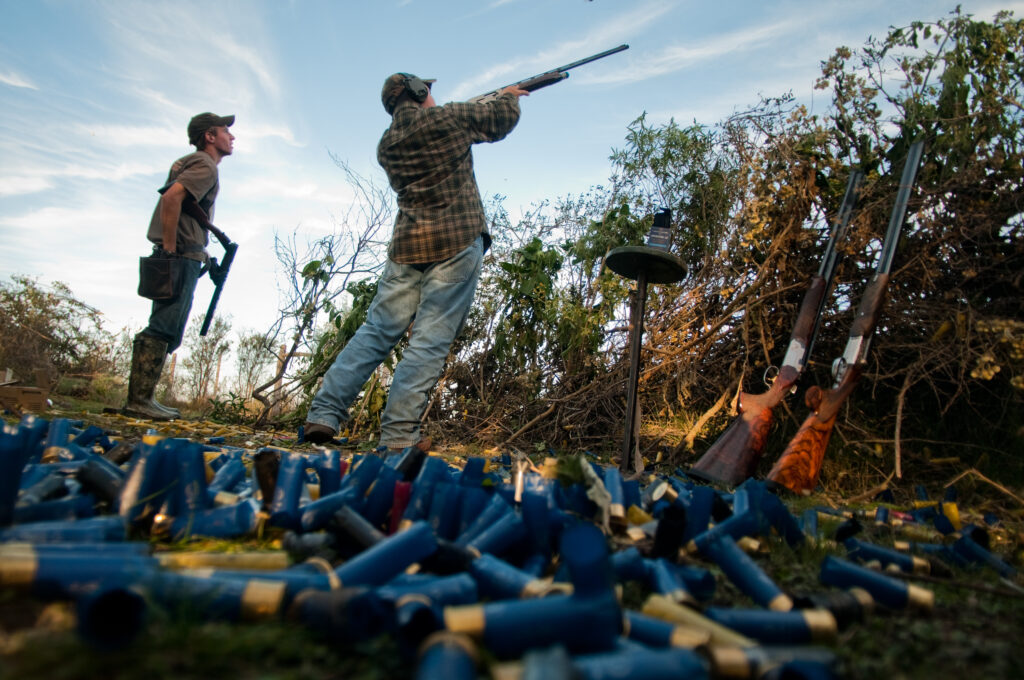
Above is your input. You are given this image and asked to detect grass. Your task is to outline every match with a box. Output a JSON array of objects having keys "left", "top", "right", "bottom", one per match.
[{"left": 1, "top": 593, "right": 407, "bottom": 680}]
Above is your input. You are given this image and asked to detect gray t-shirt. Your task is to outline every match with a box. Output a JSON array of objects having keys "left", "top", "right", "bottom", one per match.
[{"left": 147, "top": 151, "right": 218, "bottom": 262}]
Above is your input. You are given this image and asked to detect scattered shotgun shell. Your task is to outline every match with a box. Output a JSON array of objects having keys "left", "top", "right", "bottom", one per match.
[
  {"left": 623, "top": 609, "right": 712, "bottom": 649},
  {"left": 703, "top": 535, "right": 793, "bottom": 611},
  {"left": 845, "top": 538, "right": 930, "bottom": 575},
  {"left": 155, "top": 550, "right": 290, "bottom": 571},
  {"left": 819, "top": 555, "right": 933, "bottom": 611},
  {"left": 641, "top": 594, "right": 755, "bottom": 648},
  {"left": 702, "top": 606, "right": 838, "bottom": 645},
  {"left": 415, "top": 631, "right": 478, "bottom": 680}
]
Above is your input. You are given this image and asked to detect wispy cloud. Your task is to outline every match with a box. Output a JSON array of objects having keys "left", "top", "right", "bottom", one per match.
[
  {"left": 0, "top": 69, "right": 37, "bottom": 89},
  {"left": 217, "top": 36, "right": 281, "bottom": 99},
  {"left": 230, "top": 175, "right": 345, "bottom": 203},
  {"left": 236, "top": 122, "right": 303, "bottom": 148},
  {"left": 448, "top": 0, "right": 675, "bottom": 100},
  {"left": 97, "top": 1, "right": 283, "bottom": 116},
  {"left": 580, "top": 19, "right": 799, "bottom": 86},
  {"left": 0, "top": 160, "right": 163, "bottom": 198},
  {"left": 75, "top": 123, "right": 183, "bottom": 149},
  {"left": 0, "top": 176, "right": 52, "bottom": 197}
]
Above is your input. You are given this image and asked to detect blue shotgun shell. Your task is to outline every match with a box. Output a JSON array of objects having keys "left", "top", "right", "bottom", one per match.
[
  {"left": 334, "top": 520, "right": 438, "bottom": 587},
  {"left": 415, "top": 632, "right": 478, "bottom": 680},
  {"left": 703, "top": 606, "right": 837, "bottom": 644},
  {"left": 819, "top": 555, "right": 933, "bottom": 611},
  {"left": 704, "top": 534, "right": 793, "bottom": 610}
]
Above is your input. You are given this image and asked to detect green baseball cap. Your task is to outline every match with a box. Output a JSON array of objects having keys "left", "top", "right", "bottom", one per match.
[{"left": 188, "top": 112, "right": 235, "bottom": 146}]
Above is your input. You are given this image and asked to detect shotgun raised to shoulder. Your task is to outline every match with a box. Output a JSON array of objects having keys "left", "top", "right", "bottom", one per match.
[
  {"left": 687, "top": 170, "right": 865, "bottom": 486},
  {"left": 766, "top": 140, "right": 925, "bottom": 495},
  {"left": 468, "top": 44, "right": 628, "bottom": 104}
]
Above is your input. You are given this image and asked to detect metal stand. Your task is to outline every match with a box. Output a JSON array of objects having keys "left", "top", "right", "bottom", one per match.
[{"left": 605, "top": 209, "right": 687, "bottom": 473}]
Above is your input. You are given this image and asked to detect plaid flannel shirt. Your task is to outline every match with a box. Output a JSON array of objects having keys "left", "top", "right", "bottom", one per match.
[{"left": 377, "top": 92, "right": 521, "bottom": 264}]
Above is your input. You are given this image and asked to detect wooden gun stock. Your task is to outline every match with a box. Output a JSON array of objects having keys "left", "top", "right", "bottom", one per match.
[
  {"left": 765, "top": 275, "right": 888, "bottom": 494},
  {"left": 765, "top": 365, "right": 862, "bottom": 495},
  {"left": 689, "top": 367, "right": 797, "bottom": 486},
  {"left": 688, "top": 275, "right": 829, "bottom": 485}
]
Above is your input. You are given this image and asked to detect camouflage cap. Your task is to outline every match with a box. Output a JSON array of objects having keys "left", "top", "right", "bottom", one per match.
[
  {"left": 188, "top": 112, "right": 235, "bottom": 147},
  {"left": 381, "top": 73, "right": 435, "bottom": 114}
]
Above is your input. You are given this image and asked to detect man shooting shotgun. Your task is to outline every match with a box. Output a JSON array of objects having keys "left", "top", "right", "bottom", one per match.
[
  {"left": 302, "top": 46, "right": 628, "bottom": 449},
  {"left": 688, "top": 170, "right": 864, "bottom": 486},
  {"left": 468, "top": 44, "right": 629, "bottom": 104},
  {"left": 766, "top": 140, "right": 925, "bottom": 495}
]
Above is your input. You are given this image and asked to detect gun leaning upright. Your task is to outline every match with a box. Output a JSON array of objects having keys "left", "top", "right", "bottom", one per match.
[
  {"left": 766, "top": 140, "right": 925, "bottom": 495},
  {"left": 468, "top": 44, "right": 629, "bottom": 104},
  {"left": 181, "top": 199, "right": 238, "bottom": 337},
  {"left": 687, "top": 170, "right": 865, "bottom": 486}
]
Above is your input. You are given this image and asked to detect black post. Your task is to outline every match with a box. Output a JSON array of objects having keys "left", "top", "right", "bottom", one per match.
[
  {"left": 605, "top": 208, "right": 687, "bottom": 474},
  {"left": 621, "top": 272, "right": 649, "bottom": 472}
]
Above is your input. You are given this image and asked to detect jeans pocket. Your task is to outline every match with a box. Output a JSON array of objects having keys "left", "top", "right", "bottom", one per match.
[
  {"left": 381, "top": 258, "right": 406, "bottom": 283},
  {"left": 436, "top": 237, "right": 483, "bottom": 284}
]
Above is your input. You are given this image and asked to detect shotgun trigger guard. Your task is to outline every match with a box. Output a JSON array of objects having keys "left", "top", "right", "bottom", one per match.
[
  {"left": 208, "top": 258, "right": 226, "bottom": 286},
  {"left": 763, "top": 365, "right": 779, "bottom": 387},
  {"left": 831, "top": 356, "right": 848, "bottom": 382}
]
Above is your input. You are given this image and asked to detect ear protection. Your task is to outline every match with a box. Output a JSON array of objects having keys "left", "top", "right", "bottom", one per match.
[{"left": 401, "top": 73, "right": 431, "bottom": 103}]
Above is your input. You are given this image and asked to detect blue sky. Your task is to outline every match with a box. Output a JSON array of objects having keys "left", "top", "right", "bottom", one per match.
[{"left": 0, "top": 0, "right": 1017, "bottom": 347}]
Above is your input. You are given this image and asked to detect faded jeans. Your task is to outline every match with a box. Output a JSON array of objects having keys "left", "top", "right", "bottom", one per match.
[
  {"left": 306, "top": 236, "right": 483, "bottom": 449},
  {"left": 145, "top": 258, "right": 203, "bottom": 352}
]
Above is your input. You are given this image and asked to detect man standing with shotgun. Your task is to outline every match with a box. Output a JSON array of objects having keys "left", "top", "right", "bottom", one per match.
[
  {"left": 123, "top": 112, "right": 235, "bottom": 420},
  {"left": 302, "top": 74, "right": 527, "bottom": 450}
]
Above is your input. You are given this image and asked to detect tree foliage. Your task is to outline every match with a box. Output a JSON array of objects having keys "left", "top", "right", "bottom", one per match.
[
  {"left": 233, "top": 330, "right": 275, "bottom": 400},
  {"left": 0, "top": 275, "right": 116, "bottom": 385},
  {"left": 250, "top": 158, "right": 392, "bottom": 426},
  {"left": 179, "top": 315, "right": 232, "bottom": 405}
]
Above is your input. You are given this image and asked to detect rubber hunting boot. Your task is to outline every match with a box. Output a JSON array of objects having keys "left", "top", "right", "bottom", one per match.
[{"left": 123, "top": 334, "right": 176, "bottom": 420}]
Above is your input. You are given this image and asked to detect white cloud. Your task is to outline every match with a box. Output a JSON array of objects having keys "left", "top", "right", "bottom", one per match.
[
  {"left": 580, "top": 19, "right": 800, "bottom": 86},
  {"left": 0, "top": 160, "right": 164, "bottom": 196},
  {"left": 0, "top": 70, "right": 37, "bottom": 89},
  {"left": 448, "top": 0, "right": 676, "bottom": 100},
  {"left": 230, "top": 175, "right": 333, "bottom": 202},
  {"left": 0, "top": 176, "right": 52, "bottom": 197},
  {"left": 217, "top": 36, "right": 281, "bottom": 99},
  {"left": 74, "top": 123, "right": 183, "bottom": 149},
  {"left": 234, "top": 122, "right": 303, "bottom": 149}
]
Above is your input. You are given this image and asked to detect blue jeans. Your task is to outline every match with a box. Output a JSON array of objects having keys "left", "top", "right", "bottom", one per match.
[
  {"left": 145, "top": 258, "right": 203, "bottom": 352},
  {"left": 307, "top": 236, "right": 483, "bottom": 448}
]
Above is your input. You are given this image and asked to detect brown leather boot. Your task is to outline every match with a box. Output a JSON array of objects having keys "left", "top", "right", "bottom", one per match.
[{"left": 302, "top": 422, "right": 337, "bottom": 445}]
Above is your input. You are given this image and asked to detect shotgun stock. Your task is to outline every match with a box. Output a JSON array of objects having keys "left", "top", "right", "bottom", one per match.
[
  {"left": 180, "top": 198, "right": 238, "bottom": 336},
  {"left": 767, "top": 141, "right": 925, "bottom": 494},
  {"left": 688, "top": 171, "right": 864, "bottom": 485}
]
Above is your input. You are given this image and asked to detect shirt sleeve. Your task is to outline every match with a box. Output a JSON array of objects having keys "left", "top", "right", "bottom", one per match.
[
  {"left": 446, "top": 93, "right": 521, "bottom": 144},
  {"left": 171, "top": 155, "right": 218, "bottom": 203}
]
